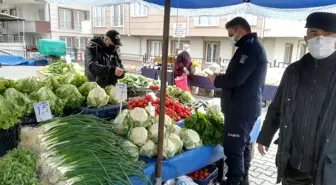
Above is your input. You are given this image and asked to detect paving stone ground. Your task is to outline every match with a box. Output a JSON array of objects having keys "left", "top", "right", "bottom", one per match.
[{"left": 249, "top": 109, "right": 279, "bottom": 185}]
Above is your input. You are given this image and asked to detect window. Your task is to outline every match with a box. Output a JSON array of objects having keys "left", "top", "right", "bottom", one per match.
[
  {"left": 59, "top": 8, "right": 71, "bottom": 29},
  {"left": 227, "top": 14, "right": 258, "bottom": 26},
  {"left": 130, "top": 4, "right": 147, "bottom": 17},
  {"left": 38, "top": 9, "right": 45, "bottom": 21},
  {"left": 284, "top": 43, "right": 294, "bottom": 63},
  {"left": 9, "top": 9, "right": 16, "bottom": 16},
  {"left": 171, "top": 40, "right": 190, "bottom": 54},
  {"left": 93, "top": 7, "right": 106, "bottom": 27},
  {"left": 110, "top": 5, "right": 124, "bottom": 27},
  {"left": 194, "top": 17, "right": 219, "bottom": 26},
  {"left": 205, "top": 42, "right": 220, "bottom": 63},
  {"left": 60, "top": 37, "right": 72, "bottom": 48},
  {"left": 148, "top": 41, "right": 162, "bottom": 57},
  {"left": 84, "top": 11, "right": 90, "bottom": 20},
  {"left": 299, "top": 44, "right": 307, "bottom": 59},
  {"left": 74, "top": 10, "right": 84, "bottom": 30},
  {"left": 74, "top": 38, "right": 79, "bottom": 48},
  {"left": 80, "top": 37, "right": 86, "bottom": 50}
]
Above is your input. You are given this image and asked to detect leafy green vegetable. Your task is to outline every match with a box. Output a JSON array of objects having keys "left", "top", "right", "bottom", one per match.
[
  {"left": 15, "top": 77, "right": 42, "bottom": 94},
  {"left": 55, "top": 84, "right": 85, "bottom": 110},
  {"left": 86, "top": 87, "right": 109, "bottom": 107},
  {"left": 43, "top": 60, "right": 68, "bottom": 74},
  {"left": 29, "top": 86, "right": 66, "bottom": 115},
  {"left": 70, "top": 73, "right": 88, "bottom": 87},
  {"left": 78, "top": 82, "right": 98, "bottom": 97},
  {"left": 167, "top": 85, "right": 195, "bottom": 104},
  {"left": 0, "top": 148, "right": 41, "bottom": 185},
  {"left": 0, "top": 95, "right": 22, "bottom": 129},
  {"left": 0, "top": 77, "right": 15, "bottom": 94},
  {"left": 3, "top": 88, "right": 34, "bottom": 116},
  {"left": 184, "top": 110, "right": 224, "bottom": 146},
  {"left": 118, "top": 74, "right": 150, "bottom": 88},
  {"left": 43, "top": 76, "right": 61, "bottom": 91}
]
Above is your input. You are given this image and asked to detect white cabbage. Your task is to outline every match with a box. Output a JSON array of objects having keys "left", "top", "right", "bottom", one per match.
[
  {"left": 129, "top": 107, "right": 150, "bottom": 127},
  {"left": 122, "top": 140, "right": 139, "bottom": 161},
  {"left": 169, "top": 133, "right": 183, "bottom": 153},
  {"left": 180, "top": 129, "right": 203, "bottom": 150},
  {"left": 128, "top": 127, "right": 148, "bottom": 147},
  {"left": 139, "top": 140, "right": 157, "bottom": 158},
  {"left": 86, "top": 87, "right": 109, "bottom": 107},
  {"left": 163, "top": 138, "right": 176, "bottom": 159}
]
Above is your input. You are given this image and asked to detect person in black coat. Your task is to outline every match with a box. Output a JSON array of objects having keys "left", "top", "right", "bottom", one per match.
[
  {"left": 208, "top": 17, "right": 267, "bottom": 185},
  {"left": 84, "top": 30, "right": 125, "bottom": 88},
  {"left": 257, "top": 12, "right": 336, "bottom": 185}
]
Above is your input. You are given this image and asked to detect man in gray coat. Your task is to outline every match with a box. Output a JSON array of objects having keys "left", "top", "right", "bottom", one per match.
[{"left": 257, "top": 12, "right": 336, "bottom": 185}]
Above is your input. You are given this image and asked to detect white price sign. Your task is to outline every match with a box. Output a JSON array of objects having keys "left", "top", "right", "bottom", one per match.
[
  {"left": 173, "top": 23, "right": 186, "bottom": 38},
  {"left": 33, "top": 101, "right": 53, "bottom": 122},
  {"left": 115, "top": 83, "right": 128, "bottom": 101}
]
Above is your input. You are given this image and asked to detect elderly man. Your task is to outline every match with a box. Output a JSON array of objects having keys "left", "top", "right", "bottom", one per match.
[
  {"left": 209, "top": 17, "right": 267, "bottom": 185},
  {"left": 84, "top": 30, "right": 125, "bottom": 88},
  {"left": 257, "top": 12, "right": 336, "bottom": 185}
]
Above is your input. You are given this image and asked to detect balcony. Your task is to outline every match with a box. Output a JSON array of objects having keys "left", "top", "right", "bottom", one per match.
[{"left": 7, "top": 21, "right": 50, "bottom": 33}]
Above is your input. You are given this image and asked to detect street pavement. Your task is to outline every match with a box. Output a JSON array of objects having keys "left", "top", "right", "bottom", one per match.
[
  {"left": 249, "top": 109, "right": 278, "bottom": 185},
  {"left": 0, "top": 66, "right": 279, "bottom": 185}
]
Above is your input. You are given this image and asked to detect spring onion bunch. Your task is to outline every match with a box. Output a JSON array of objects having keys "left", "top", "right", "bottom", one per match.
[{"left": 38, "top": 115, "right": 150, "bottom": 185}]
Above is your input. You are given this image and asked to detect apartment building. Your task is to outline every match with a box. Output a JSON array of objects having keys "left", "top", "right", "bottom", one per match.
[
  {"left": 92, "top": 4, "right": 308, "bottom": 65},
  {"left": 0, "top": 0, "right": 93, "bottom": 59}
]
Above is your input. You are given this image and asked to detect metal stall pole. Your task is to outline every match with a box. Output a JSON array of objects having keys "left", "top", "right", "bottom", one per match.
[{"left": 155, "top": 0, "right": 171, "bottom": 184}]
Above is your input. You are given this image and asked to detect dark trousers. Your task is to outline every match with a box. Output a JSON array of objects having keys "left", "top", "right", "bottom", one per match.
[
  {"left": 220, "top": 117, "right": 257, "bottom": 183},
  {"left": 282, "top": 166, "right": 313, "bottom": 185}
]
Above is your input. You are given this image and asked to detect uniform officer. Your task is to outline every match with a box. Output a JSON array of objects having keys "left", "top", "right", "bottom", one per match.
[{"left": 208, "top": 17, "right": 267, "bottom": 185}]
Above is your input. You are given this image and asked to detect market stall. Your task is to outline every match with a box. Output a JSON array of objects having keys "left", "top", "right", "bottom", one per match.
[{"left": 1, "top": 0, "right": 336, "bottom": 184}]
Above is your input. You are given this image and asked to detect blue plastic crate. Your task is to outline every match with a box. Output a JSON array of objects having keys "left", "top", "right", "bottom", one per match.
[{"left": 192, "top": 165, "right": 218, "bottom": 185}]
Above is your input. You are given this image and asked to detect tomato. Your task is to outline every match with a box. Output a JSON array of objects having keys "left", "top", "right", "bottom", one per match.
[
  {"left": 128, "top": 105, "right": 133, "bottom": 109},
  {"left": 138, "top": 102, "right": 143, "bottom": 107},
  {"left": 204, "top": 172, "right": 210, "bottom": 178}
]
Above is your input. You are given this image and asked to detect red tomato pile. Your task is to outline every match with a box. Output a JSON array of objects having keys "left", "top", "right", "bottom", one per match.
[
  {"left": 149, "top": 85, "right": 160, "bottom": 90},
  {"left": 127, "top": 94, "right": 193, "bottom": 122},
  {"left": 188, "top": 168, "right": 211, "bottom": 181}
]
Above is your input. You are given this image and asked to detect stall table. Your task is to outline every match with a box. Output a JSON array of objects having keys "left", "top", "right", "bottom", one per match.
[
  {"left": 130, "top": 118, "right": 261, "bottom": 185},
  {"left": 141, "top": 67, "right": 278, "bottom": 101}
]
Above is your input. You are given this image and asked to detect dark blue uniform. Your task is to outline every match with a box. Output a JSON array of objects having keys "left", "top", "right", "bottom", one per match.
[{"left": 214, "top": 33, "right": 267, "bottom": 183}]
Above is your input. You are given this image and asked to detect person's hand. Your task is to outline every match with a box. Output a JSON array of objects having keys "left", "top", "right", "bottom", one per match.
[
  {"left": 258, "top": 143, "right": 269, "bottom": 156},
  {"left": 183, "top": 67, "right": 190, "bottom": 75},
  {"left": 115, "top": 67, "right": 124, "bottom": 77},
  {"left": 208, "top": 74, "right": 217, "bottom": 84}
]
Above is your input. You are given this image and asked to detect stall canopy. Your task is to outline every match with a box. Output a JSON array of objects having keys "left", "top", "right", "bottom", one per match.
[{"left": 48, "top": 0, "right": 336, "bottom": 20}]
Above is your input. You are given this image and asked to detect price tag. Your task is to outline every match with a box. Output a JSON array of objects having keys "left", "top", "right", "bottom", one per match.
[
  {"left": 116, "top": 83, "right": 128, "bottom": 101},
  {"left": 33, "top": 101, "right": 53, "bottom": 122}
]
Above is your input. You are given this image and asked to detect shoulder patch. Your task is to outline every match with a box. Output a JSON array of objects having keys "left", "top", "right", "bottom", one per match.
[{"left": 239, "top": 55, "right": 248, "bottom": 64}]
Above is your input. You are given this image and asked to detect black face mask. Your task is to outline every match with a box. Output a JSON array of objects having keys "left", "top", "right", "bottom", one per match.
[{"left": 105, "top": 45, "right": 118, "bottom": 55}]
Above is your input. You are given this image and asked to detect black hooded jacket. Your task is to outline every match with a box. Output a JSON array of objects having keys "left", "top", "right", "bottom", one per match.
[{"left": 84, "top": 37, "right": 125, "bottom": 88}]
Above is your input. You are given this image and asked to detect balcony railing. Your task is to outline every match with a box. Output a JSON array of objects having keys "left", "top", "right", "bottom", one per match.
[{"left": 0, "top": 35, "right": 24, "bottom": 43}]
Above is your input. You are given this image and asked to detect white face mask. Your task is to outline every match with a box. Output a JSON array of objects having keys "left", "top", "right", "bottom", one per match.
[
  {"left": 307, "top": 36, "right": 336, "bottom": 59},
  {"left": 230, "top": 33, "right": 240, "bottom": 46}
]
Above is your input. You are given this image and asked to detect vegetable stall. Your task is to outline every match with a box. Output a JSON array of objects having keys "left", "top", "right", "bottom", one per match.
[
  {"left": 2, "top": 0, "right": 333, "bottom": 184},
  {"left": 0, "top": 59, "right": 261, "bottom": 185}
]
